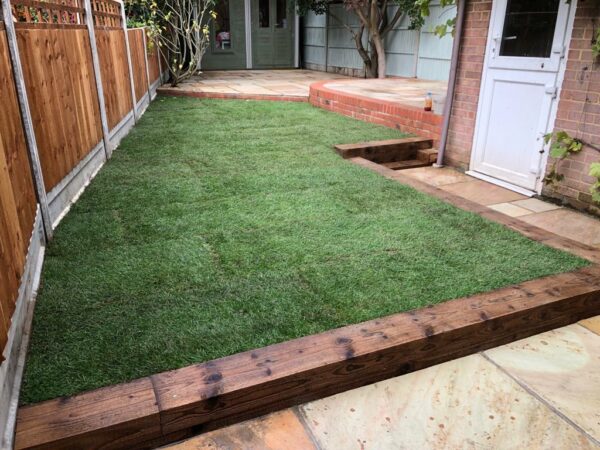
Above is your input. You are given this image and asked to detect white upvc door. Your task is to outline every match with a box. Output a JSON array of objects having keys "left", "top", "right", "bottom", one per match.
[{"left": 470, "top": 0, "right": 574, "bottom": 192}]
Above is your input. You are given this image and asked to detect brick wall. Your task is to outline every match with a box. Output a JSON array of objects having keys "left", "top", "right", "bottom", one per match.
[
  {"left": 443, "top": 0, "right": 492, "bottom": 168},
  {"left": 309, "top": 81, "right": 443, "bottom": 144},
  {"left": 543, "top": 1, "right": 600, "bottom": 214},
  {"left": 444, "top": 0, "right": 600, "bottom": 214}
]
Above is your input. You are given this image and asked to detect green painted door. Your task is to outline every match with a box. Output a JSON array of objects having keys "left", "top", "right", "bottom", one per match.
[
  {"left": 252, "top": 0, "right": 294, "bottom": 68},
  {"left": 202, "top": 0, "right": 247, "bottom": 70}
]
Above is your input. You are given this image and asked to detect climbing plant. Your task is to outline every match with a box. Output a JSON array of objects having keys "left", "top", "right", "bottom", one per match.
[
  {"left": 542, "top": 13, "right": 600, "bottom": 205},
  {"left": 542, "top": 131, "right": 583, "bottom": 186},
  {"left": 593, "top": 27, "right": 600, "bottom": 58},
  {"left": 590, "top": 162, "right": 600, "bottom": 204}
]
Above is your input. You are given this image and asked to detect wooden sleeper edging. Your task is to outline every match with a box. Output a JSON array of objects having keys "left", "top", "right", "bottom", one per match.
[{"left": 15, "top": 265, "right": 600, "bottom": 450}]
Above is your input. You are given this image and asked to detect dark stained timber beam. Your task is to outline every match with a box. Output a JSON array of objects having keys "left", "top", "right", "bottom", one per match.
[
  {"left": 15, "top": 266, "right": 600, "bottom": 450},
  {"left": 350, "top": 157, "right": 600, "bottom": 264},
  {"left": 334, "top": 137, "right": 433, "bottom": 163}
]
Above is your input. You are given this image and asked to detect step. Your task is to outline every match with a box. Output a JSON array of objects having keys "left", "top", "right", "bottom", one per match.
[
  {"left": 334, "top": 137, "right": 433, "bottom": 164},
  {"left": 417, "top": 148, "right": 438, "bottom": 164},
  {"left": 382, "top": 159, "right": 431, "bottom": 170}
]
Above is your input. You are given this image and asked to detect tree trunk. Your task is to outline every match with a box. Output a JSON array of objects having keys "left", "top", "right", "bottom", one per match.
[
  {"left": 371, "top": 33, "right": 386, "bottom": 78},
  {"left": 366, "top": 39, "right": 378, "bottom": 78},
  {"left": 352, "top": 28, "right": 376, "bottom": 78}
]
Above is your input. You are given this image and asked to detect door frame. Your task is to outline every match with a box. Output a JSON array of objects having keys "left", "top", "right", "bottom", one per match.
[
  {"left": 243, "top": 0, "right": 299, "bottom": 69},
  {"left": 467, "top": 0, "right": 578, "bottom": 196},
  {"left": 245, "top": 0, "right": 253, "bottom": 68}
]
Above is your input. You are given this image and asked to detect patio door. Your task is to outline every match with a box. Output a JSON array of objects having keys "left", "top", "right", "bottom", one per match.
[
  {"left": 251, "top": 0, "right": 294, "bottom": 68},
  {"left": 470, "top": 0, "right": 573, "bottom": 192}
]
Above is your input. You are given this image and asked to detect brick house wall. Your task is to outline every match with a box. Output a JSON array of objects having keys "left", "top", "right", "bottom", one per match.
[
  {"left": 542, "top": 1, "right": 600, "bottom": 214},
  {"left": 443, "top": 0, "right": 600, "bottom": 214},
  {"left": 443, "top": 0, "right": 492, "bottom": 169}
]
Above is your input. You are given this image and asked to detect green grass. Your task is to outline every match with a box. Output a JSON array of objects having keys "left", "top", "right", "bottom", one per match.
[{"left": 21, "top": 98, "right": 587, "bottom": 404}]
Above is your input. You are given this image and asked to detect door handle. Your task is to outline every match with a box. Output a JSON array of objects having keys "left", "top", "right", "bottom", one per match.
[
  {"left": 545, "top": 85, "right": 558, "bottom": 98},
  {"left": 491, "top": 35, "right": 501, "bottom": 58},
  {"left": 552, "top": 44, "right": 565, "bottom": 57}
]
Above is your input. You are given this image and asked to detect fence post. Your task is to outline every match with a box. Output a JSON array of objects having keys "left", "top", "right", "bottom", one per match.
[
  {"left": 119, "top": 0, "right": 138, "bottom": 122},
  {"left": 2, "top": 0, "right": 53, "bottom": 240},
  {"left": 83, "top": 0, "right": 112, "bottom": 159},
  {"left": 156, "top": 37, "right": 163, "bottom": 83},
  {"left": 142, "top": 28, "right": 152, "bottom": 100}
]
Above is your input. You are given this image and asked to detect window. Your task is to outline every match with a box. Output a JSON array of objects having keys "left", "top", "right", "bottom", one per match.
[
  {"left": 276, "top": 0, "right": 287, "bottom": 28},
  {"left": 214, "top": 0, "right": 231, "bottom": 50},
  {"left": 259, "top": 0, "right": 269, "bottom": 28},
  {"left": 499, "top": 0, "right": 560, "bottom": 58}
]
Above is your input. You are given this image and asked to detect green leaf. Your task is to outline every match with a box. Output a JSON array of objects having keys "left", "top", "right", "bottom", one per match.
[
  {"left": 543, "top": 132, "right": 552, "bottom": 144},
  {"left": 550, "top": 145, "right": 568, "bottom": 159},
  {"left": 570, "top": 140, "right": 583, "bottom": 153}
]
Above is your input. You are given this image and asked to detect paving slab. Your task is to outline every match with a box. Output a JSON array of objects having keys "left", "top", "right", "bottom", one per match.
[
  {"left": 401, "top": 166, "right": 472, "bottom": 186},
  {"left": 488, "top": 202, "right": 533, "bottom": 217},
  {"left": 511, "top": 198, "right": 562, "bottom": 213},
  {"left": 161, "top": 410, "right": 316, "bottom": 450},
  {"left": 439, "top": 179, "right": 527, "bottom": 205},
  {"left": 324, "top": 78, "right": 447, "bottom": 113},
  {"left": 164, "top": 70, "right": 350, "bottom": 98},
  {"left": 518, "top": 208, "right": 600, "bottom": 246},
  {"left": 485, "top": 324, "right": 600, "bottom": 442},
  {"left": 580, "top": 316, "right": 600, "bottom": 335},
  {"left": 299, "top": 353, "right": 596, "bottom": 449}
]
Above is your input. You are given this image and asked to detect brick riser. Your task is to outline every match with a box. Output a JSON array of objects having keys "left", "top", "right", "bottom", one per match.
[{"left": 309, "top": 81, "right": 443, "bottom": 145}]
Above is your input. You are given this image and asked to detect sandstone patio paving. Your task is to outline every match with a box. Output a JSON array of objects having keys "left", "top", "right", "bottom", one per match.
[
  {"left": 485, "top": 324, "right": 600, "bottom": 442},
  {"left": 161, "top": 70, "right": 350, "bottom": 98},
  {"left": 163, "top": 319, "right": 600, "bottom": 450},
  {"left": 323, "top": 77, "right": 448, "bottom": 113},
  {"left": 511, "top": 198, "right": 562, "bottom": 213},
  {"left": 159, "top": 70, "right": 450, "bottom": 109},
  {"left": 401, "top": 166, "right": 600, "bottom": 247},
  {"left": 518, "top": 208, "right": 600, "bottom": 247},
  {"left": 488, "top": 202, "right": 533, "bottom": 217},
  {"left": 300, "top": 352, "right": 598, "bottom": 449},
  {"left": 161, "top": 410, "right": 317, "bottom": 450},
  {"left": 580, "top": 316, "right": 600, "bottom": 335},
  {"left": 401, "top": 166, "right": 472, "bottom": 186},
  {"left": 438, "top": 179, "right": 527, "bottom": 205}
]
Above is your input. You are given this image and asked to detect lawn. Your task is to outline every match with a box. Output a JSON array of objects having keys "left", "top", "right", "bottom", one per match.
[{"left": 21, "top": 98, "right": 587, "bottom": 404}]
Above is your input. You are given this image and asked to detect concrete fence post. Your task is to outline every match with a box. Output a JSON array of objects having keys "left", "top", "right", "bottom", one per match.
[
  {"left": 1, "top": 0, "right": 53, "bottom": 240},
  {"left": 142, "top": 28, "right": 152, "bottom": 100},
  {"left": 156, "top": 37, "right": 163, "bottom": 83},
  {"left": 119, "top": 0, "right": 139, "bottom": 122},
  {"left": 83, "top": 0, "right": 112, "bottom": 159}
]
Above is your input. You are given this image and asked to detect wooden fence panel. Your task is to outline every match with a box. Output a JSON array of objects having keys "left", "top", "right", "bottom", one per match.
[
  {"left": 0, "top": 27, "right": 37, "bottom": 359},
  {"left": 16, "top": 27, "right": 103, "bottom": 191},
  {"left": 146, "top": 35, "right": 161, "bottom": 85},
  {"left": 128, "top": 28, "right": 149, "bottom": 102},
  {"left": 96, "top": 28, "right": 134, "bottom": 130}
]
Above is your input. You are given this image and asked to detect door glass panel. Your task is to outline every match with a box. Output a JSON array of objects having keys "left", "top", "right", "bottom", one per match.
[
  {"left": 499, "top": 0, "right": 559, "bottom": 58},
  {"left": 259, "top": 0, "right": 270, "bottom": 27},
  {"left": 276, "top": 0, "right": 287, "bottom": 28},
  {"left": 214, "top": 0, "right": 231, "bottom": 50}
]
